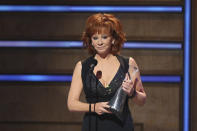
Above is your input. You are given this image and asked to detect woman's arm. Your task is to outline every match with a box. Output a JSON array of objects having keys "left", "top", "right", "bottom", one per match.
[
  {"left": 67, "top": 61, "right": 92, "bottom": 112},
  {"left": 67, "top": 61, "right": 111, "bottom": 114},
  {"left": 129, "top": 57, "right": 146, "bottom": 106}
]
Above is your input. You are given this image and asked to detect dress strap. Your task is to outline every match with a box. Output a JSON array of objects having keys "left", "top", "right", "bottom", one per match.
[
  {"left": 116, "top": 55, "right": 129, "bottom": 74},
  {"left": 81, "top": 56, "right": 95, "bottom": 85}
]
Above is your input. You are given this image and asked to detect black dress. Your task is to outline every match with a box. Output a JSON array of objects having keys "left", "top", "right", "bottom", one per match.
[{"left": 81, "top": 55, "right": 134, "bottom": 131}]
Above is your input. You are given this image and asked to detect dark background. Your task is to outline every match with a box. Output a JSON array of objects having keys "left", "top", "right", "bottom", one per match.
[{"left": 0, "top": 0, "right": 196, "bottom": 131}]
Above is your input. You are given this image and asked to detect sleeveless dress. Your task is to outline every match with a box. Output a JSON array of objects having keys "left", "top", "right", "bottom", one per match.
[{"left": 81, "top": 55, "right": 134, "bottom": 131}]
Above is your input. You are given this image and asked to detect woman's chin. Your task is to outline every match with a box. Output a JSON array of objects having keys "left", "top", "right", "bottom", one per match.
[{"left": 95, "top": 47, "right": 111, "bottom": 55}]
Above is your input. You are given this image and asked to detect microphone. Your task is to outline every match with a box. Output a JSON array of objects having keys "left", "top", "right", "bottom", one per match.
[
  {"left": 95, "top": 70, "right": 102, "bottom": 131},
  {"left": 88, "top": 58, "right": 98, "bottom": 131},
  {"left": 89, "top": 59, "right": 98, "bottom": 71}
]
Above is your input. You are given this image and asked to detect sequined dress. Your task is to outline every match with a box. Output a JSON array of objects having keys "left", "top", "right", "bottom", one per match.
[{"left": 81, "top": 55, "right": 134, "bottom": 131}]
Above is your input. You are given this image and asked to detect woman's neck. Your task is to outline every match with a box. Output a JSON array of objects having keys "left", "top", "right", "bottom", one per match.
[{"left": 95, "top": 53, "right": 114, "bottom": 62}]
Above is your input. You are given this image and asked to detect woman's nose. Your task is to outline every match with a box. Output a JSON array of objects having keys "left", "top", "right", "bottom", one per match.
[{"left": 98, "top": 39, "right": 103, "bottom": 45}]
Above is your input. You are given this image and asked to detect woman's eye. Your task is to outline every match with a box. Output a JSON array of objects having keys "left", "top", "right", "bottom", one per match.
[
  {"left": 102, "top": 36, "right": 108, "bottom": 39},
  {"left": 92, "top": 37, "right": 98, "bottom": 40}
]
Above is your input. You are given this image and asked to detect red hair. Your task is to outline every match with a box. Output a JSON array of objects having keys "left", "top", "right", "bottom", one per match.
[{"left": 81, "top": 13, "right": 126, "bottom": 55}]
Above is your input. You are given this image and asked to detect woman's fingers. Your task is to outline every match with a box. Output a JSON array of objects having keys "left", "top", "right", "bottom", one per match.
[
  {"left": 101, "top": 108, "right": 112, "bottom": 114},
  {"left": 122, "top": 81, "right": 133, "bottom": 88},
  {"left": 102, "top": 102, "right": 111, "bottom": 113},
  {"left": 122, "top": 78, "right": 135, "bottom": 96},
  {"left": 122, "top": 87, "right": 129, "bottom": 93},
  {"left": 103, "top": 102, "right": 110, "bottom": 109},
  {"left": 95, "top": 102, "right": 112, "bottom": 115}
]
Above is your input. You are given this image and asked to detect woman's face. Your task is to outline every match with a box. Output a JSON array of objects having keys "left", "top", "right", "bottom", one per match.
[{"left": 91, "top": 31, "right": 113, "bottom": 56}]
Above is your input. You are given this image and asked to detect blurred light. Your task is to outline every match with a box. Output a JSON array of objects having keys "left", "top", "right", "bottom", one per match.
[
  {"left": 0, "top": 41, "right": 182, "bottom": 49},
  {"left": 0, "top": 41, "right": 82, "bottom": 48},
  {"left": 0, "top": 75, "right": 72, "bottom": 82},
  {"left": 0, "top": 5, "right": 182, "bottom": 12},
  {"left": 0, "top": 74, "right": 181, "bottom": 83},
  {"left": 124, "top": 42, "right": 182, "bottom": 49},
  {"left": 141, "top": 75, "right": 181, "bottom": 83},
  {"left": 183, "top": 0, "right": 191, "bottom": 130}
]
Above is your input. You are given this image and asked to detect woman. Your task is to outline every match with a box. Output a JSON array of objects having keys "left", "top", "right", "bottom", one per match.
[{"left": 67, "top": 13, "right": 146, "bottom": 131}]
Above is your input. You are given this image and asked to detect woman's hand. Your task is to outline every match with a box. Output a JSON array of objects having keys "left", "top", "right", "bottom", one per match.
[
  {"left": 121, "top": 73, "right": 136, "bottom": 97},
  {"left": 94, "top": 102, "right": 112, "bottom": 115}
]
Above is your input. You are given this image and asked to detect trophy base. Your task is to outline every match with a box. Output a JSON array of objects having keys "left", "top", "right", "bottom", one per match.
[{"left": 108, "top": 107, "right": 123, "bottom": 121}]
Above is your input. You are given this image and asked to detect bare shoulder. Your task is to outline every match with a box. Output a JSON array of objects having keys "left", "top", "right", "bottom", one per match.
[
  {"left": 73, "top": 61, "right": 82, "bottom": 75},
  {"left": 75, "top": 61, "right": 82, "bottom": 69},
  {"left": 128, "top": 57, "right": 141, "bottom": 77},
  {"left": 128, "top": 57, "right": 138, "bottom": 67}
]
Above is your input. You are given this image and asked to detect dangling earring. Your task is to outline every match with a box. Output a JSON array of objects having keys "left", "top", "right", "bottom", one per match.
[{"left": 112, "top": 40, "right": 115, "bottom": 45}]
